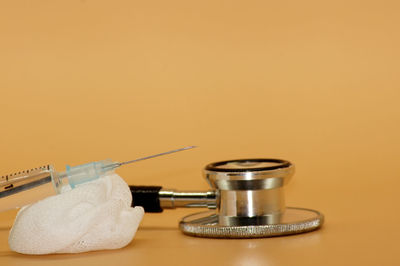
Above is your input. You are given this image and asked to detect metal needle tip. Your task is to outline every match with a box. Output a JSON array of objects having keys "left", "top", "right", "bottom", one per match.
[{"left": 119, "top": 146, "right": 197, "bottom": 166}]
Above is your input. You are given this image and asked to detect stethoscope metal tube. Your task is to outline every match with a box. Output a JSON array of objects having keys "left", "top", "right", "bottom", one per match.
[
  {"left": 158, "top": 190, "right": 217, "bottom": 209},
  {"left": 130, "top": 158, "right": 324, "bottom": 238}
]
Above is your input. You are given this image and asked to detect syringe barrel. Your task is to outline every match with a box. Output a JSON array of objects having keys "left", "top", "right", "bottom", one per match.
[
  {"left": 0, "top": 159, "right": 116, "bottom": 212},
  {"left": 0, "top": 166, "right": 56, "bottom": 212}
]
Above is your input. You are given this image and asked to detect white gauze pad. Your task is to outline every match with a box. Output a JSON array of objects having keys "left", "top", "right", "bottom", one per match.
[{"left": 8, "top": 173, "right": 144, "bottom": 254}]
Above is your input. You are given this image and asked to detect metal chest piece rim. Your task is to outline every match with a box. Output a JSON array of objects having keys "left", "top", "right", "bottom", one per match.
[{"left": 179, "top": 207, "right": 324, "bottom": 238}]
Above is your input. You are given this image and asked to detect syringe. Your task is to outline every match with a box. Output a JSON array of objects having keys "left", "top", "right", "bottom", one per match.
[{"left": 0, "top": 146, "right": 196, "bottom": 212}]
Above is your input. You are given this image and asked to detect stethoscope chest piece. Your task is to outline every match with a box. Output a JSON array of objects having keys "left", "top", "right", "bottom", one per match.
[{"left": 179, "top": 159, "right": 324, "bottom": 238}]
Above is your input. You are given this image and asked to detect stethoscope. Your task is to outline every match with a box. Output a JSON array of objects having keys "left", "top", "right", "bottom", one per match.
[{"left": 130, "top": 158, "right": 324, "bottom": 238}]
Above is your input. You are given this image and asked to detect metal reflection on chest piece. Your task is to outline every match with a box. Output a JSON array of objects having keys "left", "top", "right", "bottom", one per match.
[{"left": 179, "top": 159, "right": 324, "bottom": 238}]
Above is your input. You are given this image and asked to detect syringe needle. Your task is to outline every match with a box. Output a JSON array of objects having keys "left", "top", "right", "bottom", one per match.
[{"left": 118, "top": 146, "right": 197, "bottom": 167}]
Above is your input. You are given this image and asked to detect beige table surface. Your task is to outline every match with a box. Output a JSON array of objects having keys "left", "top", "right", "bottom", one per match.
[{"left": 1, "top": 1, "right": 400, "bottom": 265}]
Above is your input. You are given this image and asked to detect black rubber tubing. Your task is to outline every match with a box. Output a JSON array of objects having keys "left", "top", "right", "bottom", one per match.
[{"left": 129, "top": 185, "right": 163, "bottom": 212}]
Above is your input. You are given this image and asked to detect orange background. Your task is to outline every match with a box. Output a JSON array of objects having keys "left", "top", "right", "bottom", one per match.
[{"left": 1, "top": 0, "right": 400, "bottom": 265}]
